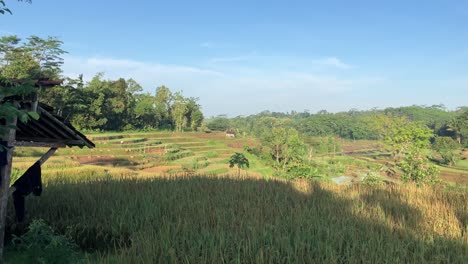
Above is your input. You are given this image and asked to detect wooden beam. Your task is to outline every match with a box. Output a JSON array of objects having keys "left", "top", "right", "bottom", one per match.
[
  {"left": 39, "top": 148, "right": 57, "bottom": 165},
  {"left": 14, "top": 141, "right": 67, "bottom": 148},
  {"left": 0, "top": 114, "right": 17, "bottom": 261},
  {"left": 15, "top": 138, "right": 84, "bottom": 146}
]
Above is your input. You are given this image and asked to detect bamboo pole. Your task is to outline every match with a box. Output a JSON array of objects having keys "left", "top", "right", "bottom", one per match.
[{"left": 0, "top": 116, "right": 17, "bottom": 262}]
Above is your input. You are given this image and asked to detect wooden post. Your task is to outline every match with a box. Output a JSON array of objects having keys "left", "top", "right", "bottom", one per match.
[{"left": 0, "top": 116, "right": 17, "bottom": 262}]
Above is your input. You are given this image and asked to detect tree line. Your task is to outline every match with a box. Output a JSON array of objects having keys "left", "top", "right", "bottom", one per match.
[
  {"left": 207, "top": 105, "right": 467, "bottom": 184},
  {"left": 40, "top": 75, "right": 204, "bottom": 131},
  {"left": 207, "top": 105, "right": 468, "bottom": 147}
]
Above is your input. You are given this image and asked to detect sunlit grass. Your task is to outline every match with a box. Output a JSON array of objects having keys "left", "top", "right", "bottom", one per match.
[
  {"left": 455, "top": 159, "right": 468, "bottom": 169},
  {"left": 7, "top": 131, "right": 468, "bottom": 262},
  {"left": 6, "top": 172, "right": 467, "bottom": 263}
]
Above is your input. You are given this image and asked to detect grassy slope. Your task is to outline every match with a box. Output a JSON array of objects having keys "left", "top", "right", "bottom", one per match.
[
  {"left": 456, "top": 159, "right": 468, "bottom": 169},
  {"left": 12, "top": 131, "right": 272, "bottom": 179}
]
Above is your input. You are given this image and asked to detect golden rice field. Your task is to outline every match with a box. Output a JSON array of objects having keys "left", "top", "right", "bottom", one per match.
[
  {"left": 5, "top": 132, "right": 468, "bottom": 263},
  {"left": 6, "top": 173, "right": 468, "bottom": 263}
]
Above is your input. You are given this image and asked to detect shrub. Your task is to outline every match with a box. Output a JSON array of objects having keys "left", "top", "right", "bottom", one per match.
[
  {"left": 285, "top": 163, "right": 322, "bottom": 179},
  {"left": 398, "top": 148, "right": 440, "bottom": 186},
  {"left": 326, "top": 159, "right": 345, "bottom": 176},
  {"left": 244, "top": 145, "right": 263, "bottom": 157},
  {"left": 204, "top": 151, "right": 219, "bottom": 158},
  {"left": 190, "top": 157, "right": 209, "bottom": 170},
  {"left": 8, "top": 219, "right": 81, "bottom": 264},
  {"left": 433, "top": 137, "right": 461, "bottom": 165},
  {"left": 361, "top": 172, "right": 384, "bottom": 186}
]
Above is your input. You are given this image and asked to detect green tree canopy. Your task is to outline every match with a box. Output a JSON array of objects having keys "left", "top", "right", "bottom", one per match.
[
  {"left": 433, "top": 136, "right": 461, "bottom": 165},
  {"left": 228, "top": 152, "right": 250, "bottom": 177},
  {"left": 373, "top": 115, "right": 439, "bottom": 185}
]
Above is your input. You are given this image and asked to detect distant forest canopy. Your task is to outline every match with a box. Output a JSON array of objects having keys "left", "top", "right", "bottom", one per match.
[
  {"left": 0, "top": 34, "right": 204, "bottom": 132},
  {"left": 206, "top": 105, "right": 468, "bottom": 146}
]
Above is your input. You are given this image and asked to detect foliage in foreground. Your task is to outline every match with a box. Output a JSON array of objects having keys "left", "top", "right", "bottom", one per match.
[
  {"left": 7, "top": 173, "right": 467, "bottom": 263},
  {"left": 6, "top": 219, "right": 81, "bottom": 264}
]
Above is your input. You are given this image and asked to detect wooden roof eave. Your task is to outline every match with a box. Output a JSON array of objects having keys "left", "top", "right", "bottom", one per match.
[{"left": 37, "top": 107, "right": 95, "bottom": 148}]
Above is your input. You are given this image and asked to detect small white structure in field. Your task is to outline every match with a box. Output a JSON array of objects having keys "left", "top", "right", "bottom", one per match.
[
  {"left": 226, "top": 129, "right": 236, "bottom": 138},
  {"left": 331, "top": 176, "right": 354, "bottom": 185}
]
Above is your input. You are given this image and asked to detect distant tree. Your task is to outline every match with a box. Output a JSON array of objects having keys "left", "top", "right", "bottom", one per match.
[
  {"left": 24, "top": 36, "right": 66, "bottom": 78},
  {"left": 206, "top": 116, "right": 230, "bottom": 131},
  {"left": 433, "top": 137, "right": 461, "bottom": 165},
  {"left": 0, "top": 35, "right": 66, "bottom": 79},
  {"left": 184, "top": 97, "right": 203, "bottom": 131},
  {"left": 155, "top": 85, "right": 173, "bottom": 129},
  {"left": 190, "top": 108, "right": 204, "bottom": 130},
  {"left": 262, "top": 127, "right": 306, "bottom": 171},
  {"left": 171, "top": 92, "right": 188, "bottom": 132},
  {"left": 372, "top": 115, "right": 433, "bottom": 159},
  {"left": 1, "top": 51, "right": 40, "bottom": 79},
  {"left": 39, "top": 76, "right": 84, "bottom": 117},
  {"left": 281, "top": 129, "right": 307, "bottom": 171},
  {"left": 0, "top": 36, "right": 40, "bottom": 79},
  {"left": 448, "top": 108, "right": 468, "bottom": 146},
  {"left": 133, "top": 93, "right": 157, "bottom": 128},
  {"left": 43, "top": 80, "right": 203, "bottom": 132},
  {"left": 126, "top": 78, "right": 142, "bottom": 94},
  {"left": 121, "top": 79, "right": 142, "bottom": 129},
  {"left": 228, "top": 152, "right": 249, "bottom": 177},
  {"left": 383, "top": 105, "right": 455, "bottom": 134},
  {"left": 373, "top": 115, "right": 439, "bottom": 185},
  {"left": 398, "top": 146, "right": 440, "bottom": 185}
]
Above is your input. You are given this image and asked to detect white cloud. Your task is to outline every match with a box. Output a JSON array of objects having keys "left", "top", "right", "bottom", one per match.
[
  {"left": 62, "top": 55, "right": 380, "bottom": 117},
  {"left": 63, "top": 55, "right": 223, "bottom": 85},
  {"left": 209, "top": 56, "right": 247, "bottom": 63},
  {"left": 314, "top": 57, "right": 353, "bottom": 69},
  {"left": 200, "top": 42, "right": 218, "bottom": 48}
]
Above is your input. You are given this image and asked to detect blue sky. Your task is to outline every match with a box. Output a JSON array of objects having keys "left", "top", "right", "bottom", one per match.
[{"left": 2, "top": 0, "right": 467, "bottom": 117}]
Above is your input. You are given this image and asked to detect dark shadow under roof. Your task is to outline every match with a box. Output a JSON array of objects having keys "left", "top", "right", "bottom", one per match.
[{"left": 15, "top": 104, "right": 95, "bottom": 148}]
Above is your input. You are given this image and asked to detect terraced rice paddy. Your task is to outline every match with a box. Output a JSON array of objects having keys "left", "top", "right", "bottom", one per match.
[{"left": 11, "top": 131, "right": 272, "bottom": 182}]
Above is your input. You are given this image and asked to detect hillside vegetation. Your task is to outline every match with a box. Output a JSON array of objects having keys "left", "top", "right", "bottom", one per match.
[{"left": 5, "top": 131, "right": 468, "bottom": 262}]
